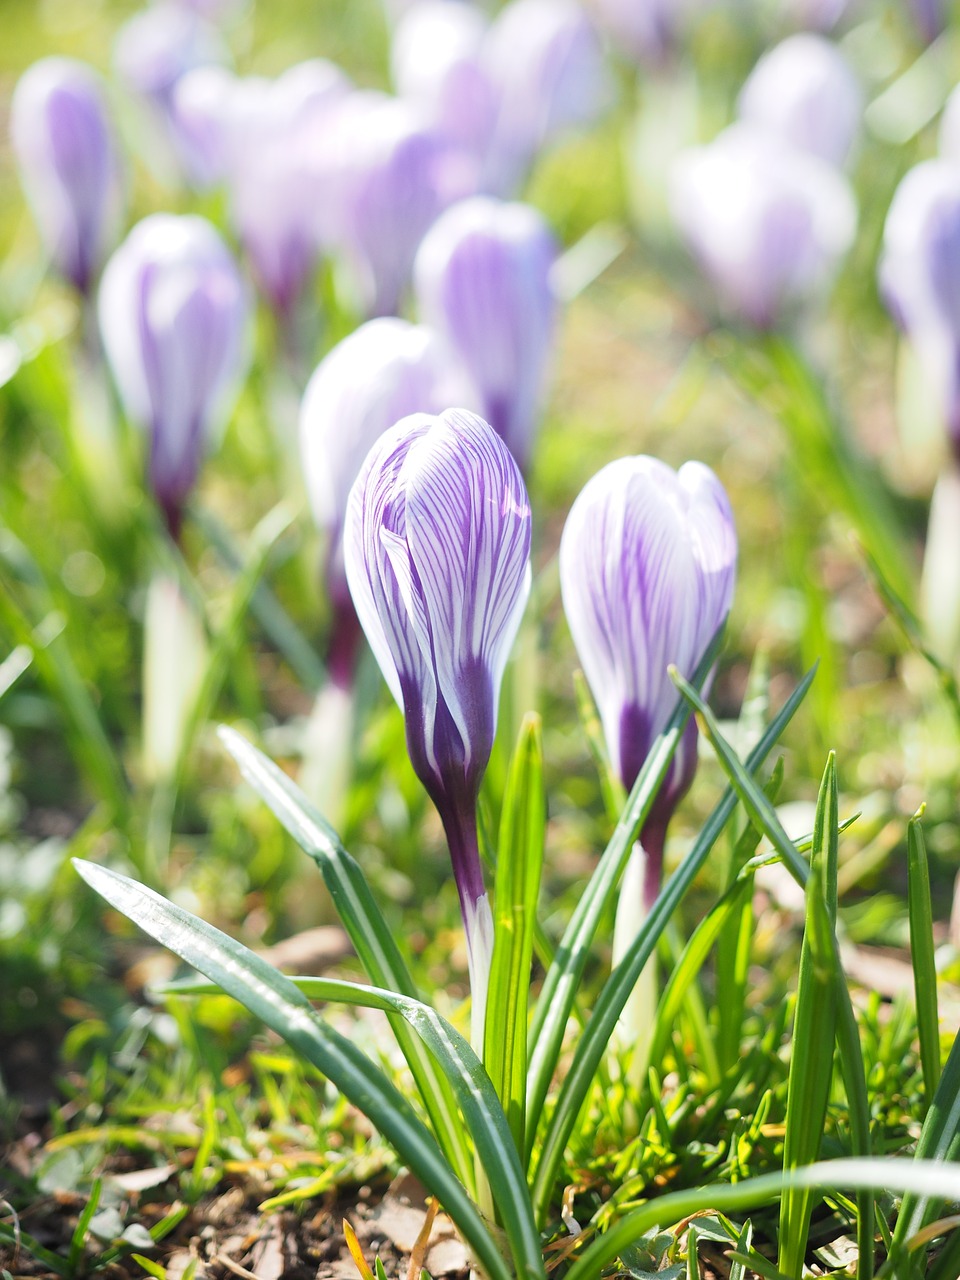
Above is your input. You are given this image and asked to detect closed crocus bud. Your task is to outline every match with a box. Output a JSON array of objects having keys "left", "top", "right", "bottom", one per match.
[
  {"left": 98, "top": 214, "right": 249, "bottom": 538},
  {"left": 320, "top": 93, "right": 462, "bottom": 318},
  {"left": 670, "top": 123, "right": 857, "bottom": 329},
  {"left": 226, "top": 61, "right": 351, "bottom": 316},
  {"left": 560, "top": 456, "right": 737, "bottom": 870},
  {"left": 879, "top": 161, "right": 960, "bottom": 456},
  {"left": 414, "top": 195, "right": 557, "bottom": 469},
  {"left": 168, "top": 64, "right": 238, "bottom": 189},
  {"left": 738, "top": 34, "right": 862, "bottom": 168},
  {"left": 10, "top": 58, "right": 123, "bottom": 295},
  {"left": 482, "top": 0, "right": 609, "bottom": 195},
  {"left": 391, "top": 0, "right": 499, "bottom": 169},
  {"left": 344, "top": 407, "right": 531, "bottom": 1045},
  {"left": 300, "top": 317, "right": 476, "bottom": 683}
]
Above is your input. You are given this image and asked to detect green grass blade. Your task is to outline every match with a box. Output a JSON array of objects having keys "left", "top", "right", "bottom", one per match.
[
  {"left": 524, "top": 629, "right": 727, "bottom": 1166},
  {"left": 907, "top": 810, "right": 941, "bottom": 1109},
  {"left": 71, "top": 859, "right": 518, "bottom": 1280},
  {"left": 647, "top": 875, "right": 754, "bottom": 1079},
  {"left": 218, "top": 725, "right": 475, "bottom": 1192},
  {"left": 778, "top": 754, "right": 839, "bottom": 1279},
  {"left": 890, "top": 1023, "right": 960, "bottom": 1274},
  {"left": 565, "top": 1159, "right": 960, "bottom": 1280},
  {"left": 529, "top": 668, "right": 818, "bottom": 1223},
  {"left": 484, "top": 714, "right": 545, "bottom": 1155},
  {"left": 164, "top": 973, "right": 543, "bottom": 1280}
]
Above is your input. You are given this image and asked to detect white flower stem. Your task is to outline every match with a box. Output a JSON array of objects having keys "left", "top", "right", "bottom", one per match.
[
  {"left": 611, "top": 840, "right": 660, "bottom": 1090},
  {"left": 921, "top": 463, "right": 960, "bottom": 669}
]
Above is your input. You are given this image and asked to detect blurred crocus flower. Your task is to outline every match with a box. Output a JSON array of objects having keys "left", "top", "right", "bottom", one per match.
[
  {"left": 299, "top": 317, "right": 476, "bottom": 683},
  {"left": 782, "top": 0, "right": 854, "bottom": 29},
  {"left": 391, "top": 0, "right": 499, "bottom": 173},
  {"left": 114, "top": 3, "right": 227, "bottom": 183},
  {"left": 344, "top": 407, "right": 531, "bottom": 1043},
  {"left": 98, "top": 213, "right": 249, "bottom": 538},
  {"left": 589, "top": 0, "right": 696, "bottom": 64},
  {"left": 482, "top": 0, "right": 609, "bottom": 194},
  {"left": 879, "top": 161, "right": 960, "bottom": 454},
  {"left": 225, "top": 61, "right": 352, "bottom": 316},
  {"left": 10, "top": 58, "right": 124, "bottom": 295},
  {"left": 905, "top": 0, "right": 946, "bottom": 43},
  {"left": 738, "top": 34, "right": 862, "bottom": 168},
  {"left": 670, "top": 122, "right": 857, "bottom": 329},
  {"left": 414, "top": 196, "right": 557, "bottom": 469},
  {"left": 167, "top": 63, "right": 239, "bottom": 188},
  {"left": 560, "top": 456, "right": 737, "bottom": 870}
]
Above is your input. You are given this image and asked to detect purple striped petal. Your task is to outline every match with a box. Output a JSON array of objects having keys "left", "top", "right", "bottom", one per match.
[
  {"left": 343, "top": 408, "right": 531, "bottom": 800},
  {"left": 559, "top": 456, "right": 736, "bottom": 809}
]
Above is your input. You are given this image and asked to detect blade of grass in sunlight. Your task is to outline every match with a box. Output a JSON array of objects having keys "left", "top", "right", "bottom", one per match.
[
  {"left": 218, "top": 725, "right": 475, "bottom": 1194},
  {"left": 778, "top": 754, "right": 839, "bottom": 1280},
  {"left": 907, "top": 809, "right": 941, "bottom": 1111},
  {"left": 524, "top": 628, "right": 727, "bottom": 1169},
  {"left": 162, "top": 971, "right": 544, "bottom": 1279},
  {"left": 485, "top": 713, "right": 545, "bottom": 1155},
  {"left": 888, "top": 1024, "right": 960, "bottom": 1278},
  {"left": 674, "top": 675, "right": 876, "bottom": 1278},
  {"left": 565, "top": 1159, "right": 960, "bottom": 1280},
  {"left": 528, "top": 666, "right": 817, "bottom": 1224},
  {"left": 72, "top": 858, "right": 528, "bottom": 1280}
]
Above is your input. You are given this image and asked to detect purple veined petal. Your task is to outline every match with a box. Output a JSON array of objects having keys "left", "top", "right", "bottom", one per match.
[
  {"left": 559, "top": 455, "right": 736, "bottom": 794},
  {"left": 343, "top": 407, "right": 531, "bottom": 793},
  {"left": 669, "top": 122, "right": 857, "bottom": 329},
  {"left": 413, "top": 195, "right": 557, "bottom": 468},
  {"left": 737, "top": 33, "right": 863, "bottom": 169},
  {"left": 299, "top": 317, "right": 478, "bottom": 594},
  {"left": 10, "top": 58, "right": 124, "bottom": 294},
  {"left": 98, "top": 213, "right": 250, "bottom": 533}
]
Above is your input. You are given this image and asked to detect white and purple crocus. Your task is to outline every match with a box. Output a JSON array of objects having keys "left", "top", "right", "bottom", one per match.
[
  {"left": 98, "top": 213, "right": 249, "bottom": 539},
  {"left": 560, "top": 456, "right": 737, "bottom": 901},
  {"left": 10, "top": 57, "right": 124, "bottom": 296},
  {"left": 414, "top": 196, "right": 557, "bottom": 470},
  {"left": 344, "top": 408, "right": 531, "bottom": 1045}
]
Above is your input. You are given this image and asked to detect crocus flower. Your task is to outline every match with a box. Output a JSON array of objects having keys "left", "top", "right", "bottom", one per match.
[
  {"left": 482, "top": 0, "right": 609, "bottom": 195},
  {"left": 413, "top": 196, "right": 557, "bottom": 469},
  {"left": 98, "top": 213, "right": 249, "bottom": 538},
  {"left": 670, "top": 122, "right": 857, "bottom": 329},
  {"left": 391, "top": 0, "right": 499, "bottom": 171},
  {"left": 343, "top": 407, "right": 531, "bottom": 1043},
  {"left": 318, "top": 93, "right": 464, "bottom": 318},
  {"left": 738, "top": 34, "right": 862, "bottom": 169},
  {"left": 590, "top": 0, "right": 697, "bottom": 65},
  {"left": 10, "top": 58, "right": 123, "bottom": 295},
  {"left": 299, "top": 318, "right": 476, "bottom": 684},
  {"left": 560, "top": 456, "right": 737, "bottom": 877},
  {"left": 905, "top": 0, "right": 946, "bottom": 43},
  {"left": 224, "top": 61, "right": 352, "bottom": 317},
  {"left": 879, "top": 161, "right": 960, "bottom": 457}
]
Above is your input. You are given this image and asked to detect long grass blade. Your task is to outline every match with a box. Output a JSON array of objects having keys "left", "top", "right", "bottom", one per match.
[
  {"left": 72, "top": 859, "right": 520, "bottom": 1280},
  {"left": 529, "top": 667, "right": 818, "bottom": 1223},
  {"left": 564, "top": 1159, "right": 960, "bottom": 1280},
  {"left": 164, "top": 972, "right": 543, "bottom": 1280},
  {"left": 907, "top": 810, "right": 941, "bottom": 1109},
  {"left": 524, "top": 630, "right": 727, "bottom": 1166},
  {"left": 484, "top": 714, "right": 545, "bottom": 1155},
  {"left": 778, "top": 754, "right": 838, "bottom": 1279},
  {"left": 218, "top": 726, "right": 475, "bottom": 1192}
]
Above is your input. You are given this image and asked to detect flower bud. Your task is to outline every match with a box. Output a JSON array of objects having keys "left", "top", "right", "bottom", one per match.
[
  {"left": 343, "top": 408, "right": 531, "bottom": 1017},
  {"left": 413, "top": 195, "right": 557, "bottom": 469},
  {"left": 10, "top": 58, "right": 123, "bottom": 295},
  {"left": 319, "top": 93, "right": 463, "bottom": 318},
  {"left": 559, "top": 456, "right": 737, "bottom": 852},
  {"left": 670, "top": 122, "right": 857, "bottom": 329},
  {"left": 98, "top": 214, "right": 250, "bottom": 536},
  {"left": 738, "top": 34, "right": 862, "bottom": 168},
  {"left": 299, "top": 317, "right": 476, "bottom": 681},
  {"left": 879, "top": 160, "right": 960, "bottom": 456},
  {"left": 482, "top": 0, "right": 609, "bottom": 194}
]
